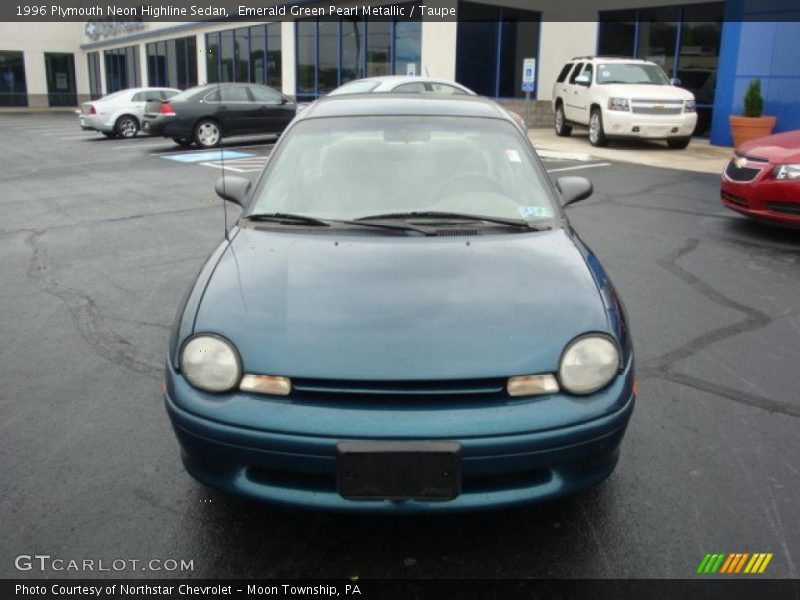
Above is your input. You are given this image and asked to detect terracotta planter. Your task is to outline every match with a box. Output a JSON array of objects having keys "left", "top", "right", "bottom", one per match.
[{"left": 729, "top": 115, "right": 777, "bottom": 148}]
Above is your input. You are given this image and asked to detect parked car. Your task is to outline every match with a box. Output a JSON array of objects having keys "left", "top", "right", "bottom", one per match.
[
  {"left": 142, "top": 83, "right": 297, "bottom": 148},
  {"left": 164, "top": 94, "right": 636, "bottom": 512},
  {"left": 328, "top": 75, "right": 527, "bottom": 130},
  {"left": 721, "top": 129, "right": 800, "bottom": 226},
  {"left": 552, "top": 56, "right": 698, "bottom": 148},
  {"left": 79, "top": 87, "right": 180, "bottom": 138}
]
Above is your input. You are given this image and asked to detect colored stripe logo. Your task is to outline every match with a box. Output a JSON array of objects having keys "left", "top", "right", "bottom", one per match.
[{"left": 697, "top": 553, "right": 773, "bottom": 574}]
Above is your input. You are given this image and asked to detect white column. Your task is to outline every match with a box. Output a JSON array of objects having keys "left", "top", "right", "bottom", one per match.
[
  {"left": 98, "top": 50, "right": 107, "bottom": 95},
  {"left": 138, "top": 43, "right": 148, "bottom": 87},
  {"left": 281, "top": 20, "right": 296, "bottom": 97},
  {"left": 23, "top": 50, "right": 48, "bottom": 107},
  {"left": 536, "top": 18, "right": 598, "bottom": 101},
  {"left": 196, "top": 32, "right": 208, "bottom": 85},
  {"left": 420, "top": 21, "right": 457, "bottom": 80}
]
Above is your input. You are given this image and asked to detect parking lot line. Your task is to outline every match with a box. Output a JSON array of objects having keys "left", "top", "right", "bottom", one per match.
[{"left": 547, "top": 162, "right": 612, "bottom": 173}]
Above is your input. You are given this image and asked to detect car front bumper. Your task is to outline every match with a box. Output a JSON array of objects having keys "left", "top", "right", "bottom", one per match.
[
  {"left": 602, "top": 110, "right": 697, "bottom": 139},
  {"left": 165, "top": 359, "right": 636, "bottom": 513},
  {"left": 721, "top": 176, "right": 800, "bottom": 226}
]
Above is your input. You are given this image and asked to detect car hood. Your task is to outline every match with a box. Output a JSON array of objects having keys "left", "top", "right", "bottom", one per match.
[
  {"left": 193, "top": 227, "right": 610, "bottom": 380},
  {"left": 600, "top": 84, "right": 694, "bottom": 101},
  {"left": 738, "top": 130, "right": 800, "bottom": 163}
]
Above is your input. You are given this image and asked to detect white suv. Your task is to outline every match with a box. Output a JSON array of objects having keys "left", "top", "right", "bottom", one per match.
[{"left": 551, "top": 57, "right": 697, "bottom": 149}]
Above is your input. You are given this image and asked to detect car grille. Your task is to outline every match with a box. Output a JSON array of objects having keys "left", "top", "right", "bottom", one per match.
[
  {"left": 766, "top": 202, "right": 800, "bottom": 216},
  {"left": 630, "top": 99, "right": 684, "bottom": 115},
  {"left": 725, "top": 156, "right": 767, "bottom": 182},
  {"left": 721, "top": 190, "right": 748, "bottom": 208},
  {"left": 631, "top": 106, "right": 683, "bottom": 115},
  {"left": 291, "top": 377, "right": 508, "bottom": 403}
]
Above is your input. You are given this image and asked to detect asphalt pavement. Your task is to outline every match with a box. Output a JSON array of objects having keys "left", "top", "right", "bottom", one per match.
[{"left": 1, "top": 114, "right": 798, "bottom": 579}]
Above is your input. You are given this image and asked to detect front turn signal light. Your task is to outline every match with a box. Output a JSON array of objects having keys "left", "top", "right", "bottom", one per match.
[
  {"left": 240, "top": 374, "right": 292, "bottom": 396},
  {"left": 507, "top": 374, "right": 560, "bottom": 397}
]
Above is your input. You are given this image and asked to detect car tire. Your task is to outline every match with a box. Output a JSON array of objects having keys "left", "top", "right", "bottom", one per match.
[
  {"left": 193, "top": 119, "right": 222, "bottom": 148},
  {"left": 588, "top": 108, "right": 608, "bottom": 147},
  {"left": 554, "top": 103, "right": 572, "bottom": 137},
  {"left": 115, "top": 115, "right": 139, "bottom": 139},
  {"left": 667, "top": 137, "right": 691, "bottom": 149},
  {"left": 172, "top": 137, "right": 192, "bottom": 147}
]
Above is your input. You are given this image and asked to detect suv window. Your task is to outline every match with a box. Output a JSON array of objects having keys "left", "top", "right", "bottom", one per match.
[
  {"left": 249, "top": 85, "right": 283, "bottom": 103},
  {"left": 568, "top": 62, "right": 585, "bottom": 84},
  {"left": 556, "top": 63, "right": 574, "bottom": 83},
  {"left": 581, "top": 64, "right": 593, "bottom": 84}
]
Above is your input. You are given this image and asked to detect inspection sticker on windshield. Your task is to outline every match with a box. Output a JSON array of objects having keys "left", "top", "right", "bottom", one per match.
[
  {"left": 505, "top": 149, "right": 521, "bottom": 162},
  {"left": 519, "top": 206, "right": 553, "bottom": 219}
]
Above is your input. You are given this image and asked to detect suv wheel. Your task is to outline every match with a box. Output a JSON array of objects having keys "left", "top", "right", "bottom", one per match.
[
  {"left": 554, "top": 103, "right": 572, "bottom": 137},
  {"left": 194, "top": 119, "right": 221, "bottom": 148},
  {"left": 588, "top": 109, "right": 608, "bottom": 147},
  {"left": 115, "top": 115, "right": 139, "bottom": 138},
  {"left": 667, "top": 137, "right": 691, "bottom": 149}
]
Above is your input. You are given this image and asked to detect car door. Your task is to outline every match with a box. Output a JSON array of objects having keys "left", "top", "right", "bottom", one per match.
[
  {"left": 570, "top": 63, "right": 593, "bottom": 125},
  {"left": 563, "top": 62, "right": 588, "bottom": 123},
  {"left": 248, "top": 85, "right": 295, "bottom": 133},
  {"left": 215, "top": 86, "right": 255, "bottom": 135}
]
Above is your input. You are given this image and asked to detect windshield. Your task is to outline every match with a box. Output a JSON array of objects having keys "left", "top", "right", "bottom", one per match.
[
  {"left": 328, "top": 81, "right": 380, "bottom": 96},
  {"left": 596, "top": 63, "right": 670, "bottom": 85},
  {"left": 248, "top": 116, "right": 559, "bottom": 224}
]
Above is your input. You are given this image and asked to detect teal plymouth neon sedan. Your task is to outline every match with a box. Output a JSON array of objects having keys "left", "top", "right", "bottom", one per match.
[{"left": 165, "top": 94, "right": 635, "bottom": 512}]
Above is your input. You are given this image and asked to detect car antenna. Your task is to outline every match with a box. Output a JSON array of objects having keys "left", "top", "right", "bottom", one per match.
[{"left": 424, "top": 65, "right": 430, "bottom": 77}]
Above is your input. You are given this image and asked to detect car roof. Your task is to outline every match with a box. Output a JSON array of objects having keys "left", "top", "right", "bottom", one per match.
[
  {"left": 341, "top": 76, "right": 475, "bottom": 91},
  {"left": 296, "top": 93, "right": 511, "bottom": 121}
]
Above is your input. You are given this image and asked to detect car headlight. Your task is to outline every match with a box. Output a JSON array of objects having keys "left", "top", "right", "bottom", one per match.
[
  {"left": 607, "top": 97, "right": 629, "bottom": 111},
  {"left": 181, "top": 334, "right": 242, "bottom": 392},
  {"left": 684, "top": 99, "right": 696, "bottom": 113},
  {"left": 773, "top": 164, "right": 800, "bottom": 180},
  {"left": 558, "top": 335, "right": 620, "bottom": 395}
]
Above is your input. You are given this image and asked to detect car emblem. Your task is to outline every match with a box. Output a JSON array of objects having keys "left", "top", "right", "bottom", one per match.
[{"left": 734, "top": 156, "right": 747, "bottom": 169}]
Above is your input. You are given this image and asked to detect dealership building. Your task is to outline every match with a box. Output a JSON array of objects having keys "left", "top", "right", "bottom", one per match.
[{"left": 0, "top": 0, "right": 798, "bottom": 145}]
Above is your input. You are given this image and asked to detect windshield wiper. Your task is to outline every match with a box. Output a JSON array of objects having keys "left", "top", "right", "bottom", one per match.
[
  {"left": 355, "top": 211, "right": 550, "bottom": 231},
  {"left": 244, "top": 212, "right": 434, "bottom": 235},
  {"left": 244, "top": 212, "right": 331, "bottom": 226}
]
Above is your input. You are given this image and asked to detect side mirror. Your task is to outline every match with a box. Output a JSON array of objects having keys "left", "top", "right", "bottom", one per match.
[
  {"left": 215, "top": 176, "right": 251, "bottom": 207},
  {"left": 557, "top": 176, "right": 593, "bottom": 207},
  {"left": 670, "top": 77, "right": 682, "bottom": 87}
]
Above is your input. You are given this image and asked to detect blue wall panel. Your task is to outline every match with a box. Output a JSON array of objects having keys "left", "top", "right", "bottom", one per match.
[{"left": 710, "top": 0, "right": 800, "bottom": 146}]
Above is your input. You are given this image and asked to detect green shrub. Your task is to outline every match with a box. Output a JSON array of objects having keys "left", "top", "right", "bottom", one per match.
[{"left": 743, "top": 79, "right": 764, "bottom": 118}]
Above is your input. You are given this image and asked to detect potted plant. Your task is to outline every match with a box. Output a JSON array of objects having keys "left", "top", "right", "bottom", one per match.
[{"left": 729, "top": 79, "right": 776, "bottom": 147}]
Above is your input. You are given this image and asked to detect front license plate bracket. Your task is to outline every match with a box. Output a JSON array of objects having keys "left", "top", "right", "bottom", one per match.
[{"left": 336, "top": 441, "right": 461, "bottom": 501}]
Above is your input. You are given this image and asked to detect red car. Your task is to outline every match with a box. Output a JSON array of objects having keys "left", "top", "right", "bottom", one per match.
[{"left": 721, "top": 130, "right": 800, "bottom": 226}]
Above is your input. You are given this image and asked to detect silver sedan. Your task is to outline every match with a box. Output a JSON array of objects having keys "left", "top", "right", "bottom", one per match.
[{"left": 78, "top": 87, "right": 180, "bottom": 138}]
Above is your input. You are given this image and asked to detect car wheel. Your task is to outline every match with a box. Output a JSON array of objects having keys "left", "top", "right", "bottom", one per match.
[
  {"left": 194, "top": 119, "right": 221, "bottom": 148},
  {"left": 554, "top": 103, "right": 572, "bottom": 137},
  {"left": 588, "top": 109, "right": 608, "bottom": 147},
  {"left": 667, "top": 137, "right": 691, "bottom": 149},
  {"left": 115, "top": 115, "right": 139, "bottom": 138},
  {"left": 172, "top": 137, "right": 193, "bottom": 147}
]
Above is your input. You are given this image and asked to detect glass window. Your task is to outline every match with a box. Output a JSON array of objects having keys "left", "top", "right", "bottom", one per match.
[
  {"left": 598, "top": 11, "right": 637, "bottom": 56},
  {"left": 234, "top": 28, "right": 249, "bottom": 82},
  {"left": 220, "top": 86, "right": 250, "bottom": 102},
  {"left": 393, "top": 17, "right": 421, "bottom": 77},
  {"left": 249, "top": 116, "right": 557, "bottom": 223},
  {"left": 498, "top": 8, "right": 539, "bottom": 98},
  {"left": 569, "top": 62, "right": 585, "bottom": 83},
  {"left": 249, "top": 25, "right": 266, "bottom": 85},
  {"left": 318, "top": 20, "right": 339, "bottom": 94},
  {"left": 430, "top": 82, "right": 469, "bottom": 95},
  {"left": 87, "top": 51, "right": 102, "bottom": 99},
  {"left": 393, "top": 82, "right": 428, "bottom": 93},
  {"left": 207, "top": 27, "right": 279, "bottom": 88},
  {"left": 366, "top": 20, "right": 391, "bottom": 78},
  {"left": 104, "top": 45, "right": 139, "bottom": 93},
  {"left": 220, "top": 30, "right": 235, "bottom": 83},
  {"left": 341, "top": 18, "right": 365, "bottom": 84},
  {"left": 556, "top": 63, "right": 573, "bottom": 84},
  {"left": 296, "top": 19, "right": 317, "bottom": 99},
  {"left": 45, "top": 52, "right": 76, "bottom": 107},
  {"left": 148, "top": 37, "right": 197, "bottom": 89},
  {"left": 637, "top": 7, "right": 680, "bottom": 77},
  {"left": 596, "top": 62, "right": 670, "bottom": 85},
  {"left": 206, "top": 33, "right": 220, "bottom": 84},
  {"left": 249, "top": 85, "right": 283, "bottom": 103},
  {"left": 267, "top": 23, "right": 282, "bottom": 89},
  {"left": 581, "top": 63, "right": 593, "bottom": 84}
]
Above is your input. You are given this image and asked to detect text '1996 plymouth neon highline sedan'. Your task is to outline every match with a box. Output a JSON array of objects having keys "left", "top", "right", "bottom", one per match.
[{"left": 165, "top": 94, "right": 636, "bottom": 512}]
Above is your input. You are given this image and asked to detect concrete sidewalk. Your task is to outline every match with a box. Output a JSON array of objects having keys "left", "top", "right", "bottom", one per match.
[{"left": 529, "top": 127, "right": 733, "bottom": 174}]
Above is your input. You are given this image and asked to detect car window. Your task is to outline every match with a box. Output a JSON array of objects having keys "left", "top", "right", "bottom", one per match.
[
  {"left": 568, "top": 63, "right": 585, "bottom": 84},
  {"left": 249, "top": 116, "right": 559, "bottom": 225},
  {"left": 328, "top": 80, "right": 381, "bottom": 96},
  {"left": 219, "top": 87, "right": 250, "bottom": 102},
  {"left": 133, "top": 90, "right": 163, "bottom": 102},
  {"left": 556, "top": 63, "right": 574, "bottom": 83},
  {"left": 249, "top": 85, "right": 283, "bottom": 103},
  {"left": 596, "top": 63, "right": 671, "bottom": 85},
  {"left": 204, "top": 89, "right": 220, "bottom": 102},
  {"left": 392, "top": 82, "right": 428, "bottom": 93},
  {"left": 162, "top": 90, "right": 178, "bottom": 100},
  {"left": 429, "top": 83, "right": 469, "bottom": 95},
  {"left": 581, "top": 64, "right": 593, "bottom": 84}
]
